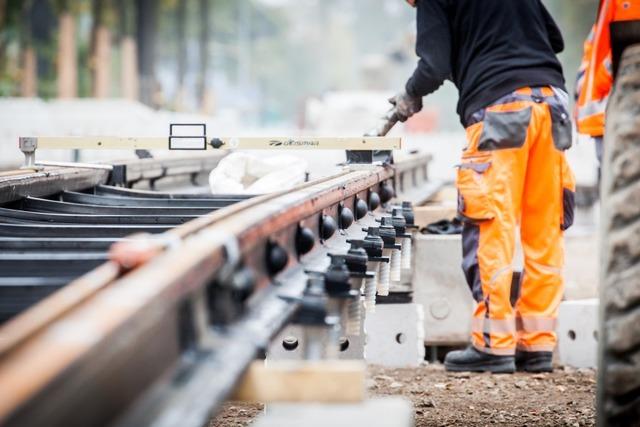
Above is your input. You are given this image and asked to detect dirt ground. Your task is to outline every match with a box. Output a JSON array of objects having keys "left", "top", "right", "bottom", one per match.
[{"left": 210, "top": 363, "right": 596, "bottom": 427}]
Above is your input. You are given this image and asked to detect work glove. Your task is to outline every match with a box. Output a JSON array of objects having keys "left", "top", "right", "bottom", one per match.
[{"left": 389, "top": 91, "right": 423, "bottom": 122}]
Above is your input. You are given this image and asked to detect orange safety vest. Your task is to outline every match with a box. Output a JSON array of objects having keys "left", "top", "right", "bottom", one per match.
[{"left": 575, "top": 0, "right": 640, "bottom": 137}]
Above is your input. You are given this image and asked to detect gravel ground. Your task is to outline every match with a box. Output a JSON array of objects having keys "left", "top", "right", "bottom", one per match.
[
  {"left": 210, "top": 363, "right": 596, "bottom": 427},
  {"left": 370, "top": 363, "right": 596, "bottom": 427}
]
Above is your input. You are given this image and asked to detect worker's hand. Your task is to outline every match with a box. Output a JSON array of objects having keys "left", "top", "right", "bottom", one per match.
[
  {"left": 405, "top": 0, "right": 417, "bottom": 7},
  {"left": 389, "top": 91, "right": 423, "bottom": 122}
]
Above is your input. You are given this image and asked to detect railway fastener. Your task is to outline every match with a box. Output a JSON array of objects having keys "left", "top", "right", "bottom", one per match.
[
  {"left": 392, "top": 202, "right": 419, "bottom": 270},
  {"left": 378, "top": 213, "right": 413, "bottom": 281},
  {"left": 364, "top": 224, "right": 400, "bottom": 295},
  {"left": 328, "top": 245, "right": 374, "bottom": 336},
  {"left": 350, "top": 227, "right": 391, "bottom": 300}
]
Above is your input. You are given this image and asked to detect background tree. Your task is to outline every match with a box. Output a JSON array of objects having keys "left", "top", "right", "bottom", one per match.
[
  {"left": 118, "top": 0, "right": 138, "bottom": 100},
  {"left": 136, "top": 0, "right": 158, "bottom": 106},
  {"left": 19, "top": 0, "right": 36, "bottom": 97},
  {"left": 198, "top": 0, "right": 212, "bottom": 113},
  {"left": 90, "top": 0, "right": 114, "bottom": 98},
  {"left": 54, "top": 0, "right": 77, "bottom": 98},
  {"left": 174, "top": 0, "right": 187, "bottom": 110}
]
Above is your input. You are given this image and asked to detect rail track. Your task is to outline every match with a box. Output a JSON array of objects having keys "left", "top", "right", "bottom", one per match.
[{"left": 0, "top": 150, "right": 434, "bottom": 427}]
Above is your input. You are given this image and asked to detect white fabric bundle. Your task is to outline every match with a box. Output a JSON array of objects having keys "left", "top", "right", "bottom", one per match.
[{"left": 209, "top": 152, "right": 308, "bottom": 194}]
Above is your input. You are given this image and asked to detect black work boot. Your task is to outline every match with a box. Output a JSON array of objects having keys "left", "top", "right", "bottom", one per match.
[
  {"left": 444, "top": 346, "right": 515, "bottom": 373},
  {"left": 515, "top": 350, "right": 553, "bottom": 373}
]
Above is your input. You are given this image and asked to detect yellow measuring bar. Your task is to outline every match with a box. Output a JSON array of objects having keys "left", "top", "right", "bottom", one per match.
[
  {"left": 18, "top": 124, "right": 401, "bottom": 168},
  {"left": 27, "top": 136, "right": 402, "bottom": 151}
]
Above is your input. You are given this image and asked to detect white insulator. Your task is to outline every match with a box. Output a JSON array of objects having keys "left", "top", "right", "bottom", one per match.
[
  {"left": 345, "top": 299, "right": 362, "bottom": 336},
  {"left": 378, "top": 261, "right": 390, "bottom": 296},
  {"left": 390, "top": 248, "right": 401, "bottom": 282},
  {"left": 364, "top": 276, "right": 377, "bottom": 314},
  {"left": 401, "top": 237, "right": 412, "bottom": 270}
]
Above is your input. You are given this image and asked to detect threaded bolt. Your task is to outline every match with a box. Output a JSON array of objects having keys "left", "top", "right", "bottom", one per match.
[
  {"left": 390, "top": 248, "right": 401, "bottom": 282},
  {"left": 364, "top": 276, "right": 377, "bottom": 313},
  {"left": 345, "top": 298, "right": 362, "bottom": 336},
  {"left": 378, "top": 260, "right": 390, "bottom": 296},
  {"left": 401, "top": 237, "right": 412, "bottom": 270}
]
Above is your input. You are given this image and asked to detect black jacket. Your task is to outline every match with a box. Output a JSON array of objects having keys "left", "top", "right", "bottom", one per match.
[{"left": 405, "top": 0, "right": 566, "bottom": 125}]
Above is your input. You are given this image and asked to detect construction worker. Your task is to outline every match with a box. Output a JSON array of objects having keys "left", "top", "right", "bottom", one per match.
[
  {"left": 575, "top": 0, "right": 640, "bottom": 163},
  {"left": 391, "top": 0, "right": 574, "bottom": 373}
]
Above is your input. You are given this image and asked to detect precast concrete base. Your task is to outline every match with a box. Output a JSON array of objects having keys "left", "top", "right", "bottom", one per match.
[
  {"left": 255, "top": 397, "right": 414, "bottom": 427},
  {"left": 364, "top": 303, "right": 425, "bottom": 367},
  {"left": 557, "top": 298, "right": 599, "bottom": 368},
  {"left": 412, "top": 234, "right": 474, "bottom": 345}
]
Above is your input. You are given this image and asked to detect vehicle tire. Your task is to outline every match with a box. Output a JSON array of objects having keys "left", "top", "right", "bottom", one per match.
[{"left": 597, "top": 44, "right": 640, "bottom": 427}]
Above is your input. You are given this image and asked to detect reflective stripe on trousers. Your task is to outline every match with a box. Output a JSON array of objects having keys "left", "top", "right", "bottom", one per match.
[{"left": 457, "top": 86, "right": 576, "bottom": 356}]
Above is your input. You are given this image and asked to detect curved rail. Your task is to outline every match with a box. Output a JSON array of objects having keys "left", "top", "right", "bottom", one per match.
[{"left": 0, "top": 153, "right": 433, "bottom": 427}]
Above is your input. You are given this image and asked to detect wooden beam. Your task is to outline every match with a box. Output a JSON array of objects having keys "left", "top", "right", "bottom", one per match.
[{"left": 233, "top": 360, "right": 366, "bottom": 403}]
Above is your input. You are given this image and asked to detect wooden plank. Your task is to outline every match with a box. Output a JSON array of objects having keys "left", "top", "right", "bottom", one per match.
[{"left": 233, "top": 360, "right": 366, "bottom": 403}]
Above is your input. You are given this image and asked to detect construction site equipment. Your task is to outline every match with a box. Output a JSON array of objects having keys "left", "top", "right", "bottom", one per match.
[
  {"left": 0, "top": 148, "right": 432, "bottom": 427},
  {"left": 18, "top": 131, "right": 401, "bottom": 168}
]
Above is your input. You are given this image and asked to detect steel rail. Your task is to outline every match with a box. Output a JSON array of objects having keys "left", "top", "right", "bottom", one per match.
[
  {"left": 0, "top": 207, "right": 199, "bottom": 225},
  {"left": 0, "top": 152, "right": 253, "bottom": 354},
  {"left": 0, "top": 168, "right": 356, "bottom": 357},
  {"left": 0, "top": 223, "right": 172, "bottom": 238},
  {"left": 0, "top": 168, "right": 395, "bottom": 425},
  {"left": 16, "top": 197, "right": 218, "bottom": 216},
  {"left": 0, "top": 187, "right": 254, "bottom": 323},
  {"left": 93, "top": 184, "right": 251, "bottom": 200},
  {"left": 0, "top": 237, "right": 121, "bottom": 251},
  {"left": 0, "top": 277, "right": 73, "bottom": 287},
  {"left": 0, "top": 256, "right": 107, "bottom": 276},
  {"left": 0, "top": 153, "right": 432, "bottom": 427},
  {"left": 59, "top": 191, "right": 238, "bottom": 208}
]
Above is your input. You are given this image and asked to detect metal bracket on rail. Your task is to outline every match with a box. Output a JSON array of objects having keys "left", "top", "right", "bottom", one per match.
[
  {"left": 346, "top": 108, "right": 400, "bottom": 165},
  {"left": 345, "top": 149, "right": 394, "bottom": 165},
  {"left": 18, "top": 137, "right": 40, "bottom": 170}
]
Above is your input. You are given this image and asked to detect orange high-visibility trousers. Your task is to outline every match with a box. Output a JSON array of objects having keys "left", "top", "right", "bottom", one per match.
[{"left": 457, "top": 86, "right": 576, "bottom": 356}]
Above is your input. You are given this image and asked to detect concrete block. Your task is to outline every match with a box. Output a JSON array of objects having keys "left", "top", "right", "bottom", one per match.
[
  {"left": 412, "top": 234, "right": 474, "bottom": 345},
  {"left": 557, "top": 299, "right": 598, "bottom": 368},
  {"left": 563, "top": 231, "right": 599, "bottom": 300},
  {"left": 364, "top": 303, "right": 425, "bottom": 367},
  {"left": 255, "top": 397, "right": 414, "bottom": 427}
]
